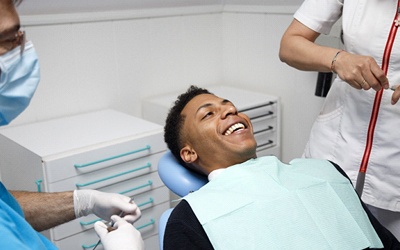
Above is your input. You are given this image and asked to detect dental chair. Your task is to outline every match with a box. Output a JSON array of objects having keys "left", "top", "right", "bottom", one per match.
[{"left": 157, "top": 151, "right": 208, "bottom": 250}]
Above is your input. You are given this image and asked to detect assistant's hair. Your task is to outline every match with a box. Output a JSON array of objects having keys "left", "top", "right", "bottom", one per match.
[{"left": 164, "top": 85, "right": 212, "bottom": 166}]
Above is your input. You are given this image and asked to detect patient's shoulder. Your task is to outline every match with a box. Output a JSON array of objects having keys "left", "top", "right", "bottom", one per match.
[
  {"left": 328, "top": 161, "right": 352, "bottom": 182},
  {"left": 170, "top": 200, "right": 191, "bottom": 217},
  {"left": 169, "top": 199, "right": 197, "bottom": 224},
  {"left": 165, "top": 200, "right": 214, "bottom": 250}
]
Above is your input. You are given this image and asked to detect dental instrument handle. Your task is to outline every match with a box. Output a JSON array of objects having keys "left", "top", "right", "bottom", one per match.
[
  {"left": 107, "top": 209, "right": 126, "bottom": 232},
  {"left": 93, "top": 210, "right": 127, "bottom": 249},
  {"left": 93, "top": 198, "right": 134, "bottom": 249},
  {"left": 355, "top": 171, "right": 365, "bottom": 197}
]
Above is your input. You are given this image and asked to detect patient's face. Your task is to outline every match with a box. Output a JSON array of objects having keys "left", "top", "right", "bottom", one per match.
[{"left": 180, "top": 93, "right": 257, "bottom": 171}]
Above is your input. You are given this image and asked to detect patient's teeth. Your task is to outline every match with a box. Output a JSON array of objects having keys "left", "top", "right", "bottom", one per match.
[{"left": 224, "top": 123, "right": 245, "bottom": 135}]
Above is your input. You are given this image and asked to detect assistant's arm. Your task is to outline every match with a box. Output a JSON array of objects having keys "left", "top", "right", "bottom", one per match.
[
  {"left": 10, "top": 190, "right": 75, "bottom": 232},
  {"left": 279, "top": 19, "right": 388, "bottom": 93},
  {"left": 279, "top": 19, "right": 336, "bottom": 73}
]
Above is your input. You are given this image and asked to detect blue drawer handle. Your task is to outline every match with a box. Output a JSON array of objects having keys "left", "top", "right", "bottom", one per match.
[
  {"left": 138, "top": 197, "right": 154, "bottom": 207},
  {"left": 35, "top": 180, "right": 43, "bottom": 192},
  {"left": 76, "top": 163, "right": 151, "bottom": 188},
  {"left": 137, "top": 218, "right": 156, "bottom": 230},
  {"left": 74, "top": 145, "right": 151, "bottom": 169},
  {"left": 254, "top": 126, "right": 273, "bottom": 134},
  {"left": 80, "top": 197, "right": 154, "bottom": 226},
  {"left": 119, "top": 180, "right": 153, "bottom": 195},
  {"left": 258, "top": 140, "right": 274, "bottom": 148},
  {"left": 79, "top": 218, "right": 101, "bottom": 227},
  {"left": 81, "top": 242, "right": 98, "bottom": 249},
  {"left": 81, "top": 219, "right": 156, "bottom": 249}
]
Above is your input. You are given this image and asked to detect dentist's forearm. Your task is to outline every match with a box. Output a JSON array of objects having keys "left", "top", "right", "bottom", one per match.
[{"left": 11, "top": 190, "right": 75, "bottom": 231}]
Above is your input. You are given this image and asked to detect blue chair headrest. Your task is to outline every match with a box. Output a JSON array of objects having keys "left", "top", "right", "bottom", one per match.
[{"left": 158, "top": 151, "right": 208, "bottom": 197}]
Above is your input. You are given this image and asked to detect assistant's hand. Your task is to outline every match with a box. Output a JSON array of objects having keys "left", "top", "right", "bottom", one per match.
[
  {"left": 94, "top": 215, "right": 144, "bottom": 250},
  {"left": 390, "top": 85, "right": 400, "bottom": 105},
  {"left": 73, "top": 190, "right": 141, "bottom": 223},
  {"left": 333, "top": 51, "right": 389, "bottom": 91}
]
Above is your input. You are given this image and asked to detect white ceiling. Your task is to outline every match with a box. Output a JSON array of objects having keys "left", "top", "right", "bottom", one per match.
[{"left": 17, "top": 0, "right": 304, "bottom": 16}]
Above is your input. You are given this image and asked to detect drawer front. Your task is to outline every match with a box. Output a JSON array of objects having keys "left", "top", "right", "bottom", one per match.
[
  {"left": 257, "top": 145, "right": 280, "bottom": 158},
  {"left": 251, "top": 116, "right": 276, "bottom": 134},
  {"left": 43, "top": 132, "right": 166, "bottom": 183},
  {"left": 96, "top": 172, "right": 167, "bottom": 198},
  {"left": 141, "top": 234, "right": 160, "bottom": 250},
  {"left": 54, "top": 230, "right": 160, "bottom": 250},
  {"left": 52, "top": 184, "right": 169, "bottom": 240},
  {"left": 240, "top": 102, "right": 277, "bottom": 120},
  {"left": 254, "top": 129, "right": 277, "bottom": 149},
  {"left": 53, "top": 202, "right": 170, "bottom": 250},
  {"left": 46, "top": 152, "right": 163, "bottom": 192}
]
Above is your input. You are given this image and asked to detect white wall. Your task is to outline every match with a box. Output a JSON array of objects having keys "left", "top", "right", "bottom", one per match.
[
  {"left": 3, "top": 4, "right": 340, "bottom": 163},
  {"left": 221, "top": 12, "right": 329, "bottom": 162},
  {"left": 14, "top": 13, "right": 224, "bottom": 122}
]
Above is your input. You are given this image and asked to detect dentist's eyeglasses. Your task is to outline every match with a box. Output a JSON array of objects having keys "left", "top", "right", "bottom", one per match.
[{"left": 0, "top": 30, "right": 26, "bottom": 56}]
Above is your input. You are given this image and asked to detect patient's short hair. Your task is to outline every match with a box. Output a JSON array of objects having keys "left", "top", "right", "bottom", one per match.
[{"left": 164, "top": 85, "right": 212, "bottom": 166}]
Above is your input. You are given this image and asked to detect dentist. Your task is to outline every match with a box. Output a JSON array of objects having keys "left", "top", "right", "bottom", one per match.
[{"left": 0, "top": 0, "right": 144, "bottom": 249}]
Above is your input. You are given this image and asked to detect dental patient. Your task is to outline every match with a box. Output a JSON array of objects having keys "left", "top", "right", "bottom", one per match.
[{"left": 163, "top": 85, "right": 400, "bottom": 250}]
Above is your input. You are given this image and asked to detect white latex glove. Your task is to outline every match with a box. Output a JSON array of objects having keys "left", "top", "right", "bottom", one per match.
[
  {"left": 73, "top": 190, "right": 141, "bottom": 223},
  {"left": 94, "top": 215, "right": 145, "bottom": 250}
]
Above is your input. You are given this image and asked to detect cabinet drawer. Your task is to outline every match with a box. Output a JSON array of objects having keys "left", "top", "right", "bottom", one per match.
[
  {"left": 252, "top": 116, "right": 276, "bottom": 134},
  {"left": 137, "top": 202, "right": 170, "bottom": 239},
  {"left": 240, "top": 102, "right": 277, "bottom": 120},
  {"left": 254, "top": 129, "right": 276, "bottom": 149},
  {"left": 43, "top": 132, "right": 165, "bottom": 183},
  {"left": 54, "top": 230, "right": 160, "bottom": 250},
  {"left": 51, "top": 179, "right": 169, "bottom": 240},
  {"left": 131, "top": 186, "right": 170, "bottom": 211},
  {"left": 257, "top": 145, "right": 280, "bottom": 158},
  {"left": 47, "top": 152, "right": 163, "bottom": 192},
  {"left": 96, "top": 172, "right": 167, "bottom": 198},
  {"left": 53, "top": 202, "right": 170, "bottom": 250},
  {"left": 142, "top": 234, "right": 160, "bottom": 250}
]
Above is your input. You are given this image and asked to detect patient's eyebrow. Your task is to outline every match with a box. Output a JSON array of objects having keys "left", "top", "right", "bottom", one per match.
[
  {"left": 196, "top": 99, "right": 233, "bottom": 113},
  {"left": 222, "top": 99, "right": 232, "bottom": 104}
]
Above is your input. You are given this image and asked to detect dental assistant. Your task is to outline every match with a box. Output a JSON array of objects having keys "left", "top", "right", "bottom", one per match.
[
  {"left": 0, "top": 0, "right": 144, "bottom": 249},
  {"left": 279, "top": 0, "right": 400, "bottom": 239}
]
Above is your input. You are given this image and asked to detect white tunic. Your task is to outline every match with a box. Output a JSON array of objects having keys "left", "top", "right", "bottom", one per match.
[{"left": 295, "top": 0, "right": 400, "bottom": 212}]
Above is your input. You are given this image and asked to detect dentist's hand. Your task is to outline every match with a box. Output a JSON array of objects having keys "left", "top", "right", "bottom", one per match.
[
  {"left": 94, "top": 215, "right": 145, "bottom": 250},
  {"left": 391, "top": 85, "right": 400, "bottom": 105},
  {"left": 333, "top": 51, "right": 389, "bottom": 91},
  {"left": 73, "top": 190, "right": 141, "bottom": 223}
]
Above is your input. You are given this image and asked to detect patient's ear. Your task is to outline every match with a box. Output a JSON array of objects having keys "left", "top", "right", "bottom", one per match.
[{"left": 180, "top": 146, "right": 198, "bottom": 163}]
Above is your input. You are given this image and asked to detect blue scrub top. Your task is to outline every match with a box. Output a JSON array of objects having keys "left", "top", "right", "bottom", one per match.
[{"left": 0, "top": 182, "right": 57, "bottom": 249}]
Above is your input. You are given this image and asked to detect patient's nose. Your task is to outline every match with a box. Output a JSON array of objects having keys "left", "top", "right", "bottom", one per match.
[{"left": 221, "top": 105, "right": 237, "bottom": 119}]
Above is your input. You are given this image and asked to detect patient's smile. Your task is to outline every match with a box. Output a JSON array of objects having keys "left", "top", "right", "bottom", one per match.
[{"left": 224, "top": 122, "right": 245, "bottom": 135}]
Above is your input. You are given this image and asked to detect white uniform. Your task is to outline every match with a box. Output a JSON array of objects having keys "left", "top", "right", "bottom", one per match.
[{"left": 295, "top": 0, "right": 400, "bottom": 237}]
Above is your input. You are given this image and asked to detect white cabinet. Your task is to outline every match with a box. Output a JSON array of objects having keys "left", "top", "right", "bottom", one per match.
[
  {"left": 142, "top": 85, "right": 280, "bottom": 158},
  {"left": 0, "top": 109, "right": 168, "bottom": 250}
]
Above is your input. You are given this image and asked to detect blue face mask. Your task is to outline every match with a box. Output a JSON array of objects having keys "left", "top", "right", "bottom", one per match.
[{"left": 0, "top": 41, "right": 40, "bottom": 126}]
